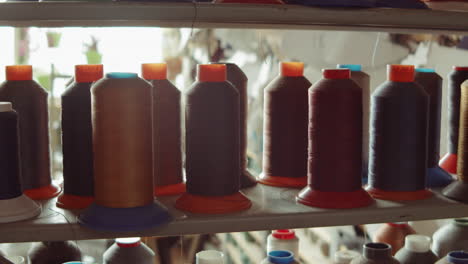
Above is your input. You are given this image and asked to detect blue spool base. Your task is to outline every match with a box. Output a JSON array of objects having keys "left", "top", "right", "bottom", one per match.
[
  {"left": 78, "top": 201, "right": 172, "bottom": 232},
  {"left": 427, "top": 166, "right": 454, "bottom": 188}
]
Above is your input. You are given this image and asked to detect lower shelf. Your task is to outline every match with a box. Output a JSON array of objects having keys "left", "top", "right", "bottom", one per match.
[{"left": 1, "top": 184, "right": 468, "bottom": 243}]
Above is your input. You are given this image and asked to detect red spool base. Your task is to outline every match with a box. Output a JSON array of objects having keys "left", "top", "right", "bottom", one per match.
[
  {"left": 366, "top": 187, "right": 432, "bottom": 201},
  {"left": 154, "top": 182, "right": 186, "bottom": 197},
  {"left": 439, "top": 153, "right": 458, "bottom": 174},
  {"left": 258, "top": 173, "right": 307, "bottom": 188},
  {"left": 56, "top": 193, "right": 94, "bottom": 209},
  {"left": 296, "top": 187, "right": 374, "bottom": 209},
  {"left": 24, "top": 183, "right": 61, "bottom": 200},
  {"left": 175, "top": 192, "right": 252, "bottom": 214}
]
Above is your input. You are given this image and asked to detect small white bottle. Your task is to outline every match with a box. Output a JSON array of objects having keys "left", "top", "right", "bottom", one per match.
[
  {"left": 196, "top": 250, "right": 225, "bottom": 264},
  {"left": 334, "top": 250, "right": 360, "bottom": 264},
  {"left": 267, "top": 230, "right": 299, "bottom": 258},
  {"left": 261, "top": 250, "right": 297, "bottom": 264},
  {"left": 103, "top": 237, "right": 155, "bottom": 264}
]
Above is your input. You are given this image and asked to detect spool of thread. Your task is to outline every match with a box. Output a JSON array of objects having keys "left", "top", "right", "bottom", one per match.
[
  {"left": 0, "top": 65, "right": 60, "bottom": 200},
  {"left": 196, "top": 250, "right": 225, "bottom": 264},
  {"left": 142, "top": 63, "right": 185, "bottom": 196},
  {"left": 28, "top": 241, "right": 82, "bottom": 264},
  {"left": 103, "top": 237, "right": 155, "bottom": 264},
  {"left": 57, "top": 64, "right": 103, "bottom": 209},
  {"left": 443, "top": 80, "right": 468, "bottom": 203},
  {"left": 260, "top": 62, "right": 311, "bottom": 188},
  {"left": 175, "top": 64, "right": 251, "bottom": 214},
  {"left": 415, "top": 68, "right": 453, "bottom": 188},
  {"left": 337, "top": 64, "right": 370, "bottom": 182},
  {"left": 0, "top": 102, "right": 41, "bottom": 223},
  {"left": 297, "top": 68, "right": 373, "bottom": 209},
  {"left": 367, "top": 65, "right": 431, "bottom": 201},
  {"left": 211, "top": 62, "right": 257, "bottom": 189},
  {"left": 78, "top": 72, "right": 171, "bottom": 231},
  {"left": 440, "top": 67, "right": 468, "bottom": 174}
]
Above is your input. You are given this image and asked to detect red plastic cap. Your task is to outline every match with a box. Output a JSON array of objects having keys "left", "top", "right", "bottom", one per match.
[
  {"left": 439, "top": 153, "right": 458, "bottom": 174},
  {"left": 116, "top": 237, "right": 141, "bottom": 248},
  {"left": 198, "top": 64, "right": 226, "bottom": 82},
  {"left": 454, "top": 66, "right": 468, "bottom": 71},
  {"left": 323, "top": 69, "right": 350, "bottom": 79},
  {"left": 75, "top": 64, "right": 103, "bottom": 83},
  {"left": 387, "top": 222, "right": 410, "bottom": 228},
  {"left": 6, "top": 65, "right": 33, "bottom": 81},
  {"left": 272, "top": 230, "right": 296, "bottom": 240},
  {"left": 387, "top": 65, "right": 415, "bottom": 82},
  {"left": 142, "top": 63, "right": 167, "bottom": 80},
  {"left": 280, "top": 62, "right": 304, "bottom": 77}
]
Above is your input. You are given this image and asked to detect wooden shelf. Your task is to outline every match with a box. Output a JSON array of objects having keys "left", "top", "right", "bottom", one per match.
[
  {"left": 1, "top": 184, "right": 467, "bottom": 243},
  {"left": 0, "top": 2, "right": 468, "bottom": 33}
]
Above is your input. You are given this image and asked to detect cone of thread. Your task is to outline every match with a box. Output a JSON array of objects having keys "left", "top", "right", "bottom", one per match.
[
  {"left": 297, "top": 68, "right": 373, "bottom": 209},
  {"left": 440, "top": 67, "right": 468, "bottom": 174},
  {"left": 175, "top": 64, "right": 251, "bottom": 214},
  {"left": 443, "top": 80, "right": 468, "bottom": 203},
  {"left": 367, "top": 65, "right": 431, "bottom": 201},
  {"left": 142, "top": 63, "right": 185, "bottom": 196},
  {"left": 0, "top": 65, "right": 60, "bottom": 200},
  {"left": 260, "top": 62, "right": 311, "bottom": 188}
]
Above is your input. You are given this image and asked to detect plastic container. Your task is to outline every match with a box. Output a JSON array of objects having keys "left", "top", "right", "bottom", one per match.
[
  {"left": 432, "top": 219, "right": 468, "bottom": 258},
  {"left": 0, "top": 102, "right": 41, "bottom": 223},
  {"left": 0, "top": 65, "right": 60, "bottom": 200},
  {"left": 334, "top": 250, "right": 361, "bottom": 264},
  {"left": 440, "top": 67, "right": 468, "bottom": 174},
  {"left": 437, "top": 251, "right": 468, "bottom": 264},
  {"left": 374, "top": 223, "right": 417, "bottom": 255},
  {"left": 6, "top": 256, "right": 25, "bottom": 264},
  {"left": 367, "top": 65, "right": 431, "bottom": 201},
  {"left": 142, "top": 63, "right": 185, "bottom": 197},
  {"left": 267, "top": 230, "right": 299, "bottom": 258},
  {"left": 28, "top": 241, "right": 82, "bottom": 264},
  {"left": 261, "top": 251, "right": 297, "bottom": 264},
  {"left": 196, "top": 250, "right": 225, "bottom": 264},
  {"left": 351, "top": 243, "right": 400, "bottom": 264},
  {"left": 414, "top": 68, "right": 453, "bottom": 188},
  {"left": 211, "top": 62, "right": 257, "bottom": 189},
  {"left": 103, "top": 237, "right": 155, "bottom": 264},
  {"left": 260, "top": 62, "right": 311, "bottom": 188},
  {"left": 394, "top": 235, "right": 439, "bottom": 264},
  {"left": 57, "top": 64, "right": 103, "bottom": 209},
  {"left": 297, "top": 68, "right": 373, "bottom": 209},
  {"left": 443, "top": 79, "right": 468, "bottom": 203},
  {"left": 78, "top": 72, "right": 171, "bottom": 232},
  {"left": 175, "top": 64, "right": 251, "bottom": 214},
  {"left": 337, "top": 64, "right": 370, "bottom": 182}
]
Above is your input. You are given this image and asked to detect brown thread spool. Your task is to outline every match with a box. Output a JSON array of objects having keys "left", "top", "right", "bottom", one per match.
[
  {"left": 0, "top": 65, "right": 60, "bottom": 200},
  {"left": 443, "top": 80, "right": 468, "bottom": 203},
  {"left": 175, "top": 64, "right": 251, "bottom": 214},
  {"left": 296, "top": 69, "right": 373, "bottom": 209},
  {"left": 260, "top": 62, "right": 311, "bottom": 188},
  {"left": 142, "top": 63, "right": 185, "bottom": 197},
  {"left": 211, "top": 62, "right": 257, "bottom": 189}
]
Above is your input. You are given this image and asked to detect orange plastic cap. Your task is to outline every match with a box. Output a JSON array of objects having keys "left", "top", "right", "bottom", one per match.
[
  {"left": 154, "top": 182, "right": 186, "bottom": 197},
  {"left": 388, "top": 65, "right": 415, "bottom": 82},
  {"left": 440, "top": 153, "right": 458, "bottom": 174},
  {"left": 454, "top": 66, "right": 468, "bottom": 71},
  {"left": 323, "top": 69, "right": 350, "bottom": 79},
  {"left": 259, "top": 173, "right": 307, "bottom": 188},
  {"left": 6, "top": 65, "right": 32, "bottom": 81},
  {"left": 280, "top": 62, "right": 304, "bottom": 77},
  {"left": 366, "top": 186, "right": 432, "bottom": 201},
  {"left": 57, "top": 193, "right": 94, "bottom": 209},
  {"left": 198, "top": 64, "right": 226, "bottom": 82},
  {"left": 175, "top": 192, "right": 252, "bottom": 214},
  {"left": 75, "top": 64, "right": 103, "bottom": 83},
  {"left": 23, "top": 183, "right": 61, "bottom": 200},
  {"left": 142, "top": 63, "right": 167, "bottom": 80}
]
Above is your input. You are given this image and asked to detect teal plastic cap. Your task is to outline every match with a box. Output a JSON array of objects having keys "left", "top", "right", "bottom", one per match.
[
  {"left": 106, "top": 72, "right": 138, "bottom": 79},
  {"left": 415, "top": 68, "right": 435, "bottom": 73},
  {"left": 337, "top": 64, "right": 362, "bottom": 72}
]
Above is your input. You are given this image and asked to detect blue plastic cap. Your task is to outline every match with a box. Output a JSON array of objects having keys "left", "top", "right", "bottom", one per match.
[
  {"left": 268, "top": 251, "right": 294, "bottom": 264},
  {"left": 337, "top": 64, "right": 362, "bottom": 72},
  {"left": 426, "top": 166, "right": 454, "bottom": 188},
  {"left": 106, "top": 72, "right": 138, "bottom": 79},
  {"left": 416, "top": 68, "right": 435, "bottom": 73},
  {"left": 448, "top": 251, "right": 468, "bottom": 264}
]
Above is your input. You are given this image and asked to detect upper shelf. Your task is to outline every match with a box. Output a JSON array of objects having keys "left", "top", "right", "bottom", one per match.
[
  {"left": 1, "top": 2, "right": 468, "bottom": 33},
  {"left": 1, "top": 184, "right": 468, "bottom": 243}
]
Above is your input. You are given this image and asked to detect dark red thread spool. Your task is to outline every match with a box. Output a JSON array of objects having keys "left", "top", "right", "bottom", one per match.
[
  {"left": 57, "top": 64, "right": 103, "bottom": 209},
  {"left": 296, "top": 69, "right": 373, "bottom": 209},
  {"left": 367, "top": 65, "right": 431, "bottom": 201},
  {"left": 175, "top": 64, "right": 251, "bottom": 214},
  {"left": 440, "top": 67, "right": 468, "bottom": 174},
  {"left": 142, "top": 63, "right": 185, "bottom": 197},
  {"left": 260, "top": 62, "right": 311, "bottom": 188}
]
